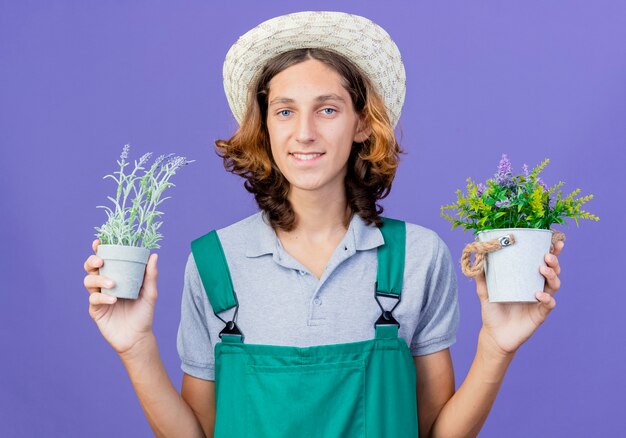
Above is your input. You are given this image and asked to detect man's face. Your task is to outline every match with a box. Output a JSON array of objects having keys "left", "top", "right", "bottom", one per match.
[{"left": 266, "top": 58, "right": 370, "bottom": 198}]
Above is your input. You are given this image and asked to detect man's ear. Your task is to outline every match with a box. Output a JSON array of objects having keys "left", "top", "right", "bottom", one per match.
[{"left": 354, "top": 116, "right": 372, "bottom": 143}]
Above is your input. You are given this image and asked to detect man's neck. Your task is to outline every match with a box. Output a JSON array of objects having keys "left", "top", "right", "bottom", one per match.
[{"left": 280, "top": 187, "right": 352, "bottom": 243}]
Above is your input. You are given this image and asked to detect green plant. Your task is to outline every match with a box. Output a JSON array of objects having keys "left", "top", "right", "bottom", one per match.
[
  {"left": 440, "top": 154, "right": 599, "bottom": 235},
  {"left": 94, "top": 144, "right": 195, "bottom": 249}
]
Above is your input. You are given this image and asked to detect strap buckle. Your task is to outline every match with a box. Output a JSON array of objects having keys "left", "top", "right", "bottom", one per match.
[
  {"left": 374, "top": 282, "right": 401, "bottom": 328},
  {"left": 218, "top": 319, "right": 244, "bottom": 339},
  {"left": 214, "top": 290, "right": 245, "bottom": 341}
]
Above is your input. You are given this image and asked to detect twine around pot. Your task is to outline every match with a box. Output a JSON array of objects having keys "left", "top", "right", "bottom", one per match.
[{"left": 461, "top": 229, "right": 566, "bottom": 278}]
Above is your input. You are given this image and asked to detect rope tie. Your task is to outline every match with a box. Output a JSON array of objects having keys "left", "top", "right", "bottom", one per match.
[{"left": 461, "top": 229, "right": 566, "bottom": 278}]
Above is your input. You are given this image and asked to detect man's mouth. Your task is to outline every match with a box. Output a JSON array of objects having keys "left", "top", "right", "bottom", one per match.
[{"left": 289, "top": 152, "right": 325, "bottom": 162}]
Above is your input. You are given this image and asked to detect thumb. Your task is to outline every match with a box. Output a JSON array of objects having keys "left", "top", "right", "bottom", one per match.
[
  {"left": 139, "top": 253, "right": 159, "bottom": 303},
  {"left": 475, "top": 270, "right": 489, "bottom": 303},
  {"left": 533, "top": 290, "right": 556, "bottom": 324}
]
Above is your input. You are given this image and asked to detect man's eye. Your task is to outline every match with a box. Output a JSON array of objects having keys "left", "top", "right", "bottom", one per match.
[
  {"left": 321, "top": 108, "right": 336, "bottom": 115},
  {"left": 278, "top": 110, "right": 292, "bottom": 117}
]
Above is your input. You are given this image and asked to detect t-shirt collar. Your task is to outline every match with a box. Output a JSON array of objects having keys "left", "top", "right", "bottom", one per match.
[{"left": 245, "top": 210, "right": 384, "bottom": 258}]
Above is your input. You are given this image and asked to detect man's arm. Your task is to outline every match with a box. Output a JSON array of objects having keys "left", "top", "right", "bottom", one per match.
[
  {"left": 181, "top": 374, "right": 216, "bottom": 437},
  {"left": 414, "top": 348, "right": 456, "bottom": 438},
  {"left": 414, "top": 329, "right": 515, "bottom": 438},
  {"left": 120, "top": 333, "right": 208, "bottom": 438}
]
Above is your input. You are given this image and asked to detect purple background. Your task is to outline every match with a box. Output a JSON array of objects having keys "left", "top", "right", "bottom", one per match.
[{"left": 1, "top": 1, "right": 624, "bottom": 436}]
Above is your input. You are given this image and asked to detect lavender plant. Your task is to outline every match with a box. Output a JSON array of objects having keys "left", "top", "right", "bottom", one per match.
[
  {"left": 94, "top": 144, "right": 195, "bottom": 250},
  {"left": 441, "top": 154, "right": 599, "bottom": 235}
]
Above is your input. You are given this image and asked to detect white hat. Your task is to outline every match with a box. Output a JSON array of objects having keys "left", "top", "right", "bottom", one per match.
[{"left": 222, "top": 11, "right": 406, "bottom": 128}]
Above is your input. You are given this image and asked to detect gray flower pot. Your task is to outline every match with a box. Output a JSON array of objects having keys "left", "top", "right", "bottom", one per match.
[
  {"left": 96, "top": 244, "right": 150, "bottom": 300},
  {"left": 476, "top": 228, "right": 553, "bottom": 302}
]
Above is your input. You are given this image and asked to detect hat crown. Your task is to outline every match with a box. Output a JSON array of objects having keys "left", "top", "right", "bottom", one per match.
[{"left": 223, "top": 11, "right": 406, "bottom": 128}]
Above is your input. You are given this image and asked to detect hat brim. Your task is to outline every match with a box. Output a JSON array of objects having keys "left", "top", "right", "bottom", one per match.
[{"left": 223, "top": 11, "right": 406, "bottom": 128}]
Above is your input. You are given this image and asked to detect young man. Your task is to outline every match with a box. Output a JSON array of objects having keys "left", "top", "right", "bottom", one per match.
[{"left": 83, "top": 11, "right": 564, "bottom": 437}]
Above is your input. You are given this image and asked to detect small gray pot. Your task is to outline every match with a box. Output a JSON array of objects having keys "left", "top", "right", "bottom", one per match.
[
  {"left": 476, "top": 228, "right": 552, "bottom": 303},
  {"left": 96, "top": 244, "right": 150, "bottom": 300}
]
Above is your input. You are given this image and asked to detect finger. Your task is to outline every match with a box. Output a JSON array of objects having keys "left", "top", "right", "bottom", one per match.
[
  {"left": 544, "top": 253, "right": 561, "bottom": 276},
  {"left": 84, "top": 274, "right": 115, "bottom": 294},
  {"left": 535, "top": 290, "right": 556, "bottom": 321},
  {"left": 138, "top": 253, "right": 159, "bottom": 303},
  {"left": 89, "top": 291, "right": 117, "bottom": 306},
  {"left": 552, "top": 241, "right": 565, "bottom": 257},
  {"left": 540, "top": 265, "right": 561, "bottom": 294},
  {"left": 474, "top": 270, "right": 489, "bottom": 303},
  {"left": 84, "top": 254, "right": 103, "bottom": 274},
  {"left": 92, "top": 239, "right": 100, "bottom": 254}
]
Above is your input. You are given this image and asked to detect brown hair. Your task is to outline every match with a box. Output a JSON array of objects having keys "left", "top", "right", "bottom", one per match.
[{"left": 215, "top": 48, "right": 405, "bottom": 232}]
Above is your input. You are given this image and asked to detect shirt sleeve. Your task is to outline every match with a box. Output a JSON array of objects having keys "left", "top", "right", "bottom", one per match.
[
  {"left": 410, "top": 233, "right": 461, "bottom": 356},
  {"left": 176, "top": 252, "right": 216, "bottom": 380}
]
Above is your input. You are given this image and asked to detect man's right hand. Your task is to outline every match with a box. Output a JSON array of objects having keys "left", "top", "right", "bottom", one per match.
[{"left": 83, "top": 239, "right": 159, "bottom": 356}]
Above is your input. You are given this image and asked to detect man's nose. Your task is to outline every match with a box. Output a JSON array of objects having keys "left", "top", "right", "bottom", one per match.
[{"left": 295, "top": 112, "right": 316, "bottom": 143}]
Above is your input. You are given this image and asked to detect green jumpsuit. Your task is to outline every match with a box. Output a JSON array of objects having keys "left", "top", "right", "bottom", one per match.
[{"left": 191, "top": 217, "right": 419, "bottom": 437}]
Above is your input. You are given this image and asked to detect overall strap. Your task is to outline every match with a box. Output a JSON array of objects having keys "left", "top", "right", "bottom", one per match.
[
  {"left": 191, "top": 217, "right": 407, "bottom": 341},
  {"left": 375, "top": 217, "right": 406, "bottom": 338},
  {"left": 191, "top": 230, "right": 243, "bottom": 342},
  {"left": 376, "top": 217, "right": 406, "bottom": 296}
]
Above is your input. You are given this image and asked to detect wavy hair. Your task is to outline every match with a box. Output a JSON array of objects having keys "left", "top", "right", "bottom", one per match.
[{"left": 215, "top": 48, "right": 405, "bottom": 231}]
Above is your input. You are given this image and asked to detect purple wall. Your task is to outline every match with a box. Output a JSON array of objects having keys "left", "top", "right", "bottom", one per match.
[{"left": 1, "top": 1, "right": 623, "bottom": 436}]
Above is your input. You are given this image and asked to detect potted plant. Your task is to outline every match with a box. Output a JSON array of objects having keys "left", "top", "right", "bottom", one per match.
[
  {"left": 441, "top": 154, "right": 598, "bottom": 302},
  {"left": 94, "top": 144, "right": 194, "bottom": 299}
]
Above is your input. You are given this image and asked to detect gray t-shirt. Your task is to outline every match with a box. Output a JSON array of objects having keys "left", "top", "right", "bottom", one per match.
[{"left": 177, "top": 211, "right": 460, "bottom": 381}]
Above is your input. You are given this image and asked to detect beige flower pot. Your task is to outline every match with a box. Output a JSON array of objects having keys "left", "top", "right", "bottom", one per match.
[
  {"left": 96, "top": 244, "right": 150, "bottom": 300},
  {"left": 476, "top": 228, "right": 553, "bottom": 302}
]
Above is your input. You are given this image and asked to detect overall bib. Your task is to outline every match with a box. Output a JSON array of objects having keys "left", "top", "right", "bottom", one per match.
[{"left": 191, "top": 217, "right": 419, "bottom": 437}]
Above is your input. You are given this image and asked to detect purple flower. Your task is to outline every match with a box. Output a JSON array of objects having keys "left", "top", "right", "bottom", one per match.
[
  {"left": 477, "top": 183, "right": 486, "bottom": 197},
  {"left": 476, "top": 183, "right": 487, "bottom": 198},
  {"left": 495, "top": 154, "right": 514, "bottom": 186},
  {"left": 522, "top": 164, "right": 529, "bottom": 177},
  {"left": 495, "top": 199, "right": 512, "bottom": 208}
]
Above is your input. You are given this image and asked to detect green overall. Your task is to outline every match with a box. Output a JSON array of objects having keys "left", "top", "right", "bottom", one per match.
[{"left": 191, "top": 217, "right": 419, "bottom": 437}]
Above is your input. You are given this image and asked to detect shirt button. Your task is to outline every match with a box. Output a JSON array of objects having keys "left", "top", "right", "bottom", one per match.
[
  {"left": 299, "top": 270, "right": 306, "bottom": 276},
  {"left": 313, "top": 298, "right": 322, "bottom": 305}
]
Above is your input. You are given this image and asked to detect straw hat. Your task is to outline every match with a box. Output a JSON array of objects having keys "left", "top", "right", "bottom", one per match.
[{"left": 223, "top": 11, "right": 406, "bottom": 128}]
